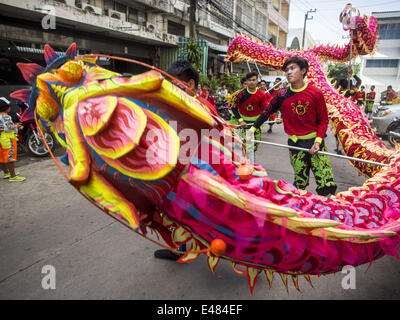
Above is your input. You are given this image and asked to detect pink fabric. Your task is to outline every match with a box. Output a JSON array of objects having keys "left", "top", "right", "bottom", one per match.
[{"left": 159, "top": 134, "right": 400, "bottom": 274}]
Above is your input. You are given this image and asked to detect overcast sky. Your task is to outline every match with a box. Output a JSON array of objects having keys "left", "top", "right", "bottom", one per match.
[{"left": 289, "top": 0, "right": 400, "bottom": 46}]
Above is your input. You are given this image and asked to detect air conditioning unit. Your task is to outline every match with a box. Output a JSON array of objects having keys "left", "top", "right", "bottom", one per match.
[
  {"left": 146, "top": 23, "right": 156, "bottom": 32},
  {"left": 75, "top": 2, "right": 102, "bottom": 15},
  {"left": 107, "top": 9, "right": 126, "bottom": 21}
]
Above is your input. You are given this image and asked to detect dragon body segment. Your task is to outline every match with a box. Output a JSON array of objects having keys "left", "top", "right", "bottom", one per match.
[{"left": 11, "top": 8, "right": 400, "bottom": 292}]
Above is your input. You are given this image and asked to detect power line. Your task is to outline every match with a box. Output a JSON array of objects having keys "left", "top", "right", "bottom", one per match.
[
  {"left": 294, "top": 0, "right": 399, "bottom": 11},
  {"left": 207, "top": 0, "right": 264, "bottom": 39},
  {"left": 294, "top": 0, "right": 346, "bottom": 37},
  {"left": 197, "top": 0, "right": 268, "bottom": 41}
]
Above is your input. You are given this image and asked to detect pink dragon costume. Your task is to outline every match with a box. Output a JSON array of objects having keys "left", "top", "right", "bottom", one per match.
[{"left": 10, "top": 6, "right": 400, "bottom": 293}]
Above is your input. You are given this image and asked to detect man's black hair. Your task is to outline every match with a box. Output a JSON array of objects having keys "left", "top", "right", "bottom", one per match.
[
  {"left": 388, "top": 85, "right": 393, "bottom": 90},
  {"left": 167, "top": 60, "right": 199, "bottom": 87},
  {"left": 337, "top": 79, "right": 348, "bottom": 89},
  {"left": 246, "top": 71, "right": 258, "bottom": 80},
  {"left": 240, "top": 77, "right": 247, "bottom": 84},
  {"left": 283, "top": 56, "right": 309, "bottom": 78},
  {"left": 0, "top": 99, "right": 10, "bottom": 112},
  {"left": 275, "top": 77, "right": 282, "bottom": 82},
  {"left": 259, "top": 80, "right": 267, "bottom": 85}
]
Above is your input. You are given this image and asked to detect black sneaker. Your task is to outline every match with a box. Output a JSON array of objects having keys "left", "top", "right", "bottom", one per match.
[
  {"left": 154, "top": 249, "right": 182, "bottom": 261},
  {"left": 267, "top": 128, "right": 272, "bottom": 133}
]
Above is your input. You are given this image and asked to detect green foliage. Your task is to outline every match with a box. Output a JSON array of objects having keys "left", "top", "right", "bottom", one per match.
[
  {"left": 220, "top": 72, "right": 245, "bottom": 93},
  {"left": 182, "top": 40, "right": 202, "bottom": 73},
  {"left": 327, "top": 62, "right": 361, "bottom": 84},
  {"left": 199, "top": 72, "right": 245, "bottom": 96},
  {"left": 199, "top": 74, "right": 218, "bottom": 95}
]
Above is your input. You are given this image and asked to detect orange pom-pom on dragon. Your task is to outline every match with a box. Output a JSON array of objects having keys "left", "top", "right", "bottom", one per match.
[{"left": 11, "top": 4, "right": 400, "bottom": 293}]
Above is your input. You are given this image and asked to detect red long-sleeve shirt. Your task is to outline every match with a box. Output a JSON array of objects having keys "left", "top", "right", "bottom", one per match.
[
  {"left": 270, "top": 87, "right": 280, "bottom": 97},
  {"left": 253, "top": 84, "right": 329, "bottom": 140},
  {"left": 231, "top": 88, "right": 272, "bottom": 120},
  {"left": 366, "top": 91, "right": 376, "bottom": 101},
  {"left": 354, "top": 90, "right": 366, "bottom": 103}
]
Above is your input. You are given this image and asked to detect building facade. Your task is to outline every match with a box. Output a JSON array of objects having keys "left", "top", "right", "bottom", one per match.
[
  {"left": 359, "top": 11, "right": 400, "bottom": 94},
  {"left": 0, "top": 0, "right": 290, "bottom": 90},
  {"left": 287, "top": 28, "right": 319, "bottom": 51}
]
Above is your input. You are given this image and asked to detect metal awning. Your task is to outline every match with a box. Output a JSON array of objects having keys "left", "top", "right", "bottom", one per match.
[
  {"left": 207, "top": 42, "right": 228, "bottom": 53},
  {"left": 15, "top": 46, "right": 65, "bottom": 56},
  {"left": 14, "top": 46, "right": 110, "bottom": 64}
]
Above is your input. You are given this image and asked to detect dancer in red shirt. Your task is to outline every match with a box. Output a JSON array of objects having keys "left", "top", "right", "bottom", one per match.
[
  {"left": 248, "top": 56, "right": 337, "bottom": 196},
  {"left": 354, "top": 85, "right": 366, "bottom": 107},
  {"left": 385, "top": 85, "right": 399, "bottom": 105},
  {"left": 365, "top": 85, "right": 376, "bottom": 119},
  {"left": 230, "top": 72, "right": 271, "bottom": 154}
]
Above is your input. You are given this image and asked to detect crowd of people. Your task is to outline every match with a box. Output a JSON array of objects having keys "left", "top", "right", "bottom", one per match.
[
  {"left": 228, "top": 58, "right": 337, "bottom": 197},
  {"left": 336, "top": 74, "right": 399, "bottom": 119},
  {"left": 2, "top": 57, "right": 398, "bottom": 264}
]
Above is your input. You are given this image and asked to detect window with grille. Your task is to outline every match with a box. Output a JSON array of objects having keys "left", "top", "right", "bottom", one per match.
[
  {"left": 378, "top": 23, "right": 400, "bottom": 40},
  {"left": 235, "top": 2, "right": 242, "bottom": 25},
  {"left": 168, "top": 20, "right": 185, "bottom": 37},
  {"left": 366, "top": 59, "right": 399, "bottom": 68},
  {"left": 128, "top": 7, "right": 147, "bottom": 26},
  {"left": 255, "top": 11, "right": 266, "bottom": 36},
  {"left": 210, "top": 0, "right": 233, "bottom": 28},
  {"left": 242, "top": 2, "right": 253, "bottom": 29}
]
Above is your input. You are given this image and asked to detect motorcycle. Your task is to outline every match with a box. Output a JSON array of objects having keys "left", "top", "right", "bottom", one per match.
[
  {"left": 388, "top": 119, "right": 400, "bottom": 147},
  {"left": 215, "top": 99, "right": 232, "bottom": 121},
  {"left": 12, "top": 102, "right": 56, "bottom": 157}
]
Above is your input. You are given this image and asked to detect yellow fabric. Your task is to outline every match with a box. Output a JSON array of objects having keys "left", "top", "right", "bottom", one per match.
[
  {"left": 288, "top": 131, "right": 317, "bottom": 143},
  {"left": 289, "top": 83, "right": 308, "bottom": 93},
  {"left": 246, "top": 87, "right": 257, "bottom": 94},
  {"left": 249, "top": 126, "right": 256, "bottom": 133},
  {"left": 241, "top": 114, "right": 260, "bottom": 122},
  {"left": 0, "top": 132, "right": 17, "bottom": 149}
]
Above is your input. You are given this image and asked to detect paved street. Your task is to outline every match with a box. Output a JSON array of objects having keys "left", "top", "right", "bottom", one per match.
[{"left": 1, "top": 124, "right": 400, "bottom": 300}]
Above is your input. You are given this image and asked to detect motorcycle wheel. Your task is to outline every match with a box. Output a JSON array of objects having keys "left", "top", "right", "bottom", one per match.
[
  {"left": 218, "top": 109, "right": 231, "bottom": 121},
  {"left": 388, "top": 122, "right": 400, "bottom": 147},
  {"left": 25, "top": 130, "right": 55, "bottom": 157}
]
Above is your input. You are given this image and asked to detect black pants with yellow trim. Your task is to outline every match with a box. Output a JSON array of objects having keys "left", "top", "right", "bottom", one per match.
[{"left": 288, "top": 138, "right": 337, "bottom": 196}]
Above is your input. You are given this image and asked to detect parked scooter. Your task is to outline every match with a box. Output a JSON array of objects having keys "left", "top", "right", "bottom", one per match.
[
  {"left": 216, "top": 99, "right": 231, "bottom": 121},
  {"left": 13, "top": 102, "right": 56, "bottom": 157}
]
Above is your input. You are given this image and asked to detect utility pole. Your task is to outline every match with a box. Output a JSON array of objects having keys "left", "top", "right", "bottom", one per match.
[
  {"left": 189, "top": 0, "right": 197, "bottom": 39},
  {"left": 347, "top": 29, "right": 356, "bottom": 90},
  {"left": 302, "top": 9, "right": 316, "bottom": 50}
]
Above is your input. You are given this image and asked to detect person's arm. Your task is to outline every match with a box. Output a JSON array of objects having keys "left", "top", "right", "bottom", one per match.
[
  {"left": 264, "top": 91, "right": 272, "bottom": 104},
  {"left": 250, "top": 94, "right": 282, "bottom": 131},
  {"left": 229, "top": 90, "right": 244, "bottom": 121},
  {"left": 310, "top": 91, "right": 329, "bottom": 155},
  {"left": 353, "top": 74, "right": 361, "bottom": 88}
]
